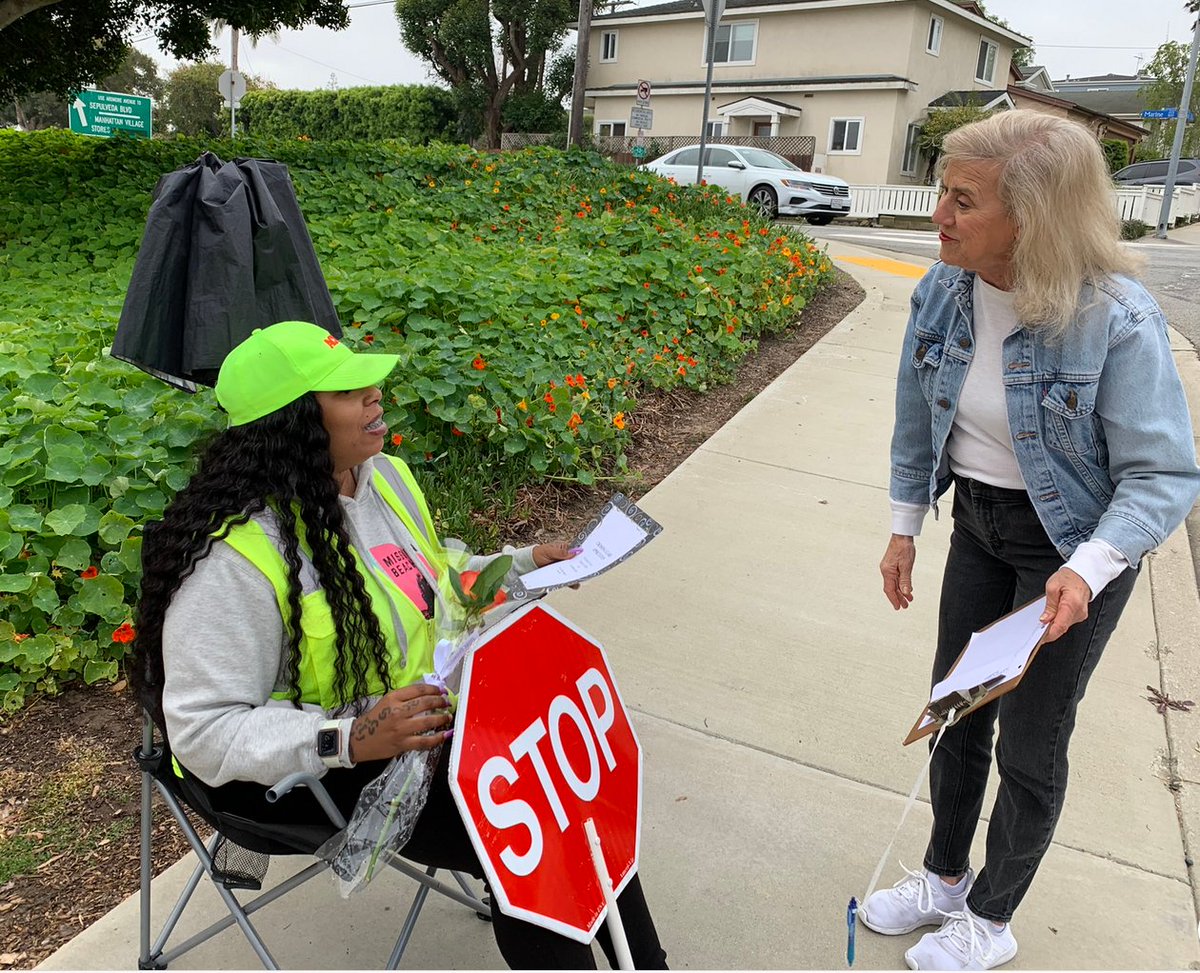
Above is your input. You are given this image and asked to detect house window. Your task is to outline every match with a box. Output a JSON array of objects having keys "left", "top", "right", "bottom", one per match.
[
  {"left": 600, "top": 30, "right": 619, "bottom": 63},
  {"left": 709, "top": 21, "right": 756, "bottom": 64},
  {"left": 597, "top": 121, "right": 627, "bottom": 137},
  {"left": 828, "top": 117, "right": 863, "bottom": 155},
  {"left": 901, "top": 123, "right": 921, "bottom": 175},
  {"left": 926, "top": 15, "right": 943, "bottom": 55},
  {"left": 976, "top": 38, "right": 998, "bottom": 84},
  {"left": 706, "top": 121, "right": 724, "bottom": 137},
  {"left": 753, "top": 120, "right": 773, "bottom": 137}
]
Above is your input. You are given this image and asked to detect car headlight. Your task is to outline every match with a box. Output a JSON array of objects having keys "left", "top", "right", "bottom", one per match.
[{"left": 781, "top": 179, "right": 814, "bottom": 190}]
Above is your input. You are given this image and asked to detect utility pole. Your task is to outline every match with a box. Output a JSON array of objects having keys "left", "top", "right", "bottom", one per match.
[
  {"left": 695, "top": 0, "right": 725, "bottom": 186},
  {"left": 1155, "top": 15, "right": 1199, "bottom": 239},
  {"left": 569, "top": 0, "right": 594, "bottom": 148},
  {"left": 230, "top": 26, "right": 240, "bottom": 138}
]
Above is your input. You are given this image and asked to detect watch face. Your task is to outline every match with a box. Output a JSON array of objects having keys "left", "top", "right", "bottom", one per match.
[{"left": 317, "top": 727, "right": 339, "bottom": 758}]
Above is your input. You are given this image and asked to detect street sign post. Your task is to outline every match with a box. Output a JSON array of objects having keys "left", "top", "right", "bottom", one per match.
[
  {"left": 637, "top": 79, "right": 652, "bottom": 102},
  {"left": 696, "top": 0, "right": 728, "bottom": 185},
  {"left": 68, "top": 90, "right": 152, "bottom": 139},
  {"left": 630, "top": 106, "right": 654, "bottom": 130},
  {"left": 449, "top": 603, "right": 642, "bottom": 950}
]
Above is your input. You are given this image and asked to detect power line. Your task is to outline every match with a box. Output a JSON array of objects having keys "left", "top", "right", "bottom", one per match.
[{"left": 269, "top": 43, "right": 380, "bottom": 84}]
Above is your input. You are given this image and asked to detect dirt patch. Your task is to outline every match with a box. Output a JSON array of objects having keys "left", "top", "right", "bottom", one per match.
[{"left": 0, "top": 268, "right": 864, "bottom": 969}]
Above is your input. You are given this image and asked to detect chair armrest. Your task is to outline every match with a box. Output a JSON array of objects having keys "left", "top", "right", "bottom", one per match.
[{"left": 266, "top": 772, "right": 348, "bottom": 830}]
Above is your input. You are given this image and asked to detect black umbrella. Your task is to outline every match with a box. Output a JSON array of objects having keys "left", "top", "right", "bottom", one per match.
[{"left": 111, "top": 152, "right": 341, "bottom": 391}]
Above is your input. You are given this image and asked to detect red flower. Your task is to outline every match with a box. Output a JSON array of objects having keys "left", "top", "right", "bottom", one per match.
[
  {"left": 112, "top": 622, "right": 136, "bottom": 644},
  {"left": 472, "top": 355, "right": 487, "bottom": 370},
  {"left": 362, "top": 334, "right": 375, "bottom": 344},
  {"left": 392, "top": 433, "right": 404, "bottom": 446},
  {"left": 694, "top": 266, "right": 703, "bottom": 275},
  {"left": 526, "top": 416, "right": 534, "bottom": 427},
  {"left": 643, "top": 282, "right": 651, "bottom": 289},
  {"left": 452, "top": 427, "right": 464, "bottom": 437},
  {"left": 80, "top": 566, "right": 99, "bottom": 580}
]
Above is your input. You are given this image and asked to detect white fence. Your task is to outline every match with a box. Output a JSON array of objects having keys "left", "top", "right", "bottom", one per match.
[{"left": 848, "top": 183, "right": 1200, "bottom": 227}]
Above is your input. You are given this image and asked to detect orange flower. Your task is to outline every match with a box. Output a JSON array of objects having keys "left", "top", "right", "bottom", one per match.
[
  {"left": 613, "top": 411, "right": 626, "bottom": 430},
  {"left": 452, "top": 427, "right": 464, "bottom": 436},
  {"left": 574, "top": 373, "right": 586, "bottom": 386},
  {"left": 112, "top": 622, "right": 136, "bottom": 644},
  {"left": 551, "top": 312, "right": 560, "bottom": 320},
  {"left": 607, "top": 378, "right": 618, "bottom": 390},
  {"left": 565, "top": 374, "right": 578, "bottom": 387},
  {"left": 694, "top": 265, "right": 703, "bottom": 275},
  {"left": 517, "top": 399, "right": 528, "bottom": 411},
  {"left": 727, "top": 324, "right": 735, "bottom": 333},
  {"left": 472, "top": 355, "right": 487, "bottom": 370},
  {"left": 650, "top": 206, "right": 660, "bottom": 215},
  {"left": 643, "top": 282, "right": 651, "bottom": 289},
  {"left": 574, "top": 305, "right": 582, "bottom": 315},
  {"left": 13, "top": 633, "right": 30, "bottom": 643},
  {"left": 567, "top": 413, "right": 583, "bottom": 431},
  {"left": 392, "top": 433, "right": 404, "bottom": 446},
  {"left": 80, "top": 566, "right": 99, "bottom": 580}
]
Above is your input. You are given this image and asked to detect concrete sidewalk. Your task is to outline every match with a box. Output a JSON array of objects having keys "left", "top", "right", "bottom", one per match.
[{"left": 40, "top": 244, "right": 1200, "bottom": 970}]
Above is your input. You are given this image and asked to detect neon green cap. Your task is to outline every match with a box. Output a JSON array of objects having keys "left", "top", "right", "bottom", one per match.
[{"left": 215, "top": 322, "right": 399, "bottom": 427}]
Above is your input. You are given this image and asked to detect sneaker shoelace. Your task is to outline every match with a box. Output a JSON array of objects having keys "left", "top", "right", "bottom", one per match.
[
  {"left": 891, "top": 862, "right": 938, "bottom": 914},
  {"left": 939, "top": 909, "right": 1001, "bottom": 964}
]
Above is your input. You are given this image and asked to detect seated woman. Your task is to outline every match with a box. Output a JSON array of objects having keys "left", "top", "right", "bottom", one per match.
[{"left": 132, "top": 321, "right": 668, "bottom": 970}]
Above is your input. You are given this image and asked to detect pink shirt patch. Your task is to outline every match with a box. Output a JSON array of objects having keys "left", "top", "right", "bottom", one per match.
[{"left": 370, "top": 543, "right": 433, "bottom": 616}]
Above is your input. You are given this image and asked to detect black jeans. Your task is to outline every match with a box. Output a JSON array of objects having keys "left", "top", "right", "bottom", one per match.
[
  {"left": 210, "top": 749, "right": 667, "bottom": 970},
  {"left": 923, "top": 475, "right": 1139, "bottom": 923}
]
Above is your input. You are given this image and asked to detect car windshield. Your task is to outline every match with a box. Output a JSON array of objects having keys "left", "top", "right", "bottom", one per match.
[{"left": 738, "top": 148, "right": 802, "bottom": 171}]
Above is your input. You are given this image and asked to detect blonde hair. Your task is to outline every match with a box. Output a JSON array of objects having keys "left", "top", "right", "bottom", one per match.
[{"left": 938, "top": 109, "right": 1142, "bottom": 333}]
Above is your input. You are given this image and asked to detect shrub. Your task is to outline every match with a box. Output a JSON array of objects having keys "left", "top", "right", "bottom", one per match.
[
  {"left": 1102, "top": 139, "right": 1131, "bottom": 174},
  {"left": 0, "top": 130, "right": 834, "bottom": 710},
  {"left": 1121, "top": 219, "right": 1151, "bottom": 240},
  {"left": 239, "top": 86, "right": 457, "bottom": 143}
]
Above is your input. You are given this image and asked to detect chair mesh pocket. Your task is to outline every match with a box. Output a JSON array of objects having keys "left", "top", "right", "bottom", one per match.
[{"left": 212, "top": 835, "right": 270, "bottom": 890}]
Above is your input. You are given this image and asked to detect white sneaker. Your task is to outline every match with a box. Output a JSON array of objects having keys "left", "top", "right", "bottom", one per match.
[
  {"left": 860, "top": 865, "right": 974, "bottom": 935},
  {"left": 905, "top": 908, "right": 1018, "bottom": 971}
]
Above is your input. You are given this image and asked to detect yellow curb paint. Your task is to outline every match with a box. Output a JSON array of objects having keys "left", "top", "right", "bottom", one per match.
[{"left": 832, "top": 254, "right": 929, "bottom": 279}]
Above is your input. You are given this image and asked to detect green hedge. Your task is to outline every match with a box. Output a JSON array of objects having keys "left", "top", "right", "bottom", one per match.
[
  {"left": 239, "top": 85, "right": 457, "bottom": 142},
  {"left": 1102, "top": 139, "right": 1130, "bottom": 175}
]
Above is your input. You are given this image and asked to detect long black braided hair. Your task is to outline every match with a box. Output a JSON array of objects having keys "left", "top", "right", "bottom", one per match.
[{"left": 132, "top": 393, "right": 392, "bottom": 727}]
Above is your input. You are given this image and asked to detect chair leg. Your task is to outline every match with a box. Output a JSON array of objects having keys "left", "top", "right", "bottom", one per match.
[
  {"left": 138, "top": 718, "right": 168, "bottom": 970},
  {"left": 385, "top": 866, "right": 436, "bottom": 970},
  {"left": 450, "top": 870, "right": 492, "bottom": 920}
]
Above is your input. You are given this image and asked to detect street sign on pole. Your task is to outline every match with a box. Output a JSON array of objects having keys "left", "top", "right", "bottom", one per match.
[
  {"left": 695, "top": 0, "right": 726, "bottom": 185},
  {"left": 636, "top": 79, "right": 652, "bottom": 102},
  {"left": 1155, "top": 12, "right": 1200, "bottom": 238},
  {"left": 1142, "top": 108, "right": 1196, "bottom": 121},
  {"left": 68, "top": 90, "right": 152, "bottom": 139},
  {"left": 450, "top": 603, "right": 643, "bottom": 945},
  {"left": 630, "top": 106, "right": 654, "bottom": 130},
  {"left": 218, "top": 69, "right": 248, "bottom": 106}
]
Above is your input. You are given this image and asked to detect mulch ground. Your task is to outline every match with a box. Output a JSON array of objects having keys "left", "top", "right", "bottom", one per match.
[{"left": 0, "top": 267, "right": 865, "bottom": 970}]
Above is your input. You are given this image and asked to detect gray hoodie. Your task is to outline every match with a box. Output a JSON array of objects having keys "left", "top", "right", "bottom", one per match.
[{"left": 161, "top": 455, "right": 536, "bottom": 787}]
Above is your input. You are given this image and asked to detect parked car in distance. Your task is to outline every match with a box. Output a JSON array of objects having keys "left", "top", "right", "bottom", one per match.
[
  {"left": 644, "top": 144, "right": 853, "bottom": 223},
  {"left": 1112, "top": 158, "right": 1200, "bottom": 186}
]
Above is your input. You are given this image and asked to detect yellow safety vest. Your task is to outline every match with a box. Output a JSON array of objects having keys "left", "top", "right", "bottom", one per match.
[{"left": 222, "top": 456, "right": 450, "bottom": 710}]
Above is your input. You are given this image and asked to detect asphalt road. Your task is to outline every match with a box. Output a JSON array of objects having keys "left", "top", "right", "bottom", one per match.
[{"left": 801, "top": 223, "right": 1200, "bottom": 351}]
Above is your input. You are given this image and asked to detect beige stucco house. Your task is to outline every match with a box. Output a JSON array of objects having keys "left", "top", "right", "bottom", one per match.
[{"left": 584, "top": 0, "right": 1031, "bottom": 184}]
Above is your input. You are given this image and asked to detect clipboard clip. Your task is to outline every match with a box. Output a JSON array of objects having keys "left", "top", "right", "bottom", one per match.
[{"left": 927, "top": 675, "right": 1006, "bottom": 722}]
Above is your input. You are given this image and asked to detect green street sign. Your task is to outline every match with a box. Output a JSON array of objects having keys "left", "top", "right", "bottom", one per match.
[
  {"left": 631, "top": 145, "right": 647, "bottom": 159},
  {"left": 69, "top": 90, "right": 152, "bottom": 139}
]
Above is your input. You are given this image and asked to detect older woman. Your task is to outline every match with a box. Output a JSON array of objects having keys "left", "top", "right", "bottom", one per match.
[{"left": 863, "top": 110, "right": 1200, "bottom": 970}]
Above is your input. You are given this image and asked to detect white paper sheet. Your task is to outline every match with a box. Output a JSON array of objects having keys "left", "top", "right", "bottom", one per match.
[
  {"left": 929, "top": 597, "right": 1049, "bottom": 706},
  {"left": 517, "top": 505, "right": 649, "bottom": 589}
]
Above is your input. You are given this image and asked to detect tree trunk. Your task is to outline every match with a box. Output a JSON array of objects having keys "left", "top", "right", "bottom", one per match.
[
  {"left": 12, "top": 97, "right": 27, "bottom": 129},
  {"left": 568, "top": 0, "right": 593, "bottom": 147},
  {"left": 485, "top": 100, "right": 503, "bottom": 149}
]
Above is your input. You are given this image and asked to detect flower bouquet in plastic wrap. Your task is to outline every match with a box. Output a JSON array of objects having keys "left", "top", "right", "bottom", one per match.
[{"left": 317, "top": 548, "right": 513, "bottom": 897}]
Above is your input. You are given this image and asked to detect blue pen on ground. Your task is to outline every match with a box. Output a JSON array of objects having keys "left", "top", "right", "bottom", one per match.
[{"left": 846, "top": 896, "right": 858, "bottom": 967}]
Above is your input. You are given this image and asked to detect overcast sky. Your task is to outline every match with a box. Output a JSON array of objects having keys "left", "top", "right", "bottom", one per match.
[{"left": 134, "top": 0, "right": 1197, "bottom": 91}]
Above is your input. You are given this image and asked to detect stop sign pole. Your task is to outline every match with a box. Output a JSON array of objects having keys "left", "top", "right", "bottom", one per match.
[{"left": 449, "top": 602, "right": 642, "bottom": 961}]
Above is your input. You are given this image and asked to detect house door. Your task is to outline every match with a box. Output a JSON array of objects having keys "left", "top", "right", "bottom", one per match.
[{"left": 753, "top": 121, "right": 773, "bottom": 137}]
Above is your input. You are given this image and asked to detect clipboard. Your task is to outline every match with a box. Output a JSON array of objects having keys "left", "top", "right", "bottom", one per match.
[{"left": 903, "top": 596, "right": 1050, "bottom": 746}]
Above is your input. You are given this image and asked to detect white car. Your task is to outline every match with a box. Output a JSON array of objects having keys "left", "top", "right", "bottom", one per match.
[{"left": 645, "top": 144, "right": 852, "bottom": 223}]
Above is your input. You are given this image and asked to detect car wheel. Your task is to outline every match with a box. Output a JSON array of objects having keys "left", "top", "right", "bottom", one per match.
[
  {"left": 748, "top": 185, "right": 778, "bottom": 219},
  {"left": 806, "top": 214, "right": 834, "bottom": 226}
]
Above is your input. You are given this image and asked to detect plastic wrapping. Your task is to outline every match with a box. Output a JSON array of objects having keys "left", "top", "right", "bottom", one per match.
[{"left": 316, "top": 745, "right": 442, "bottom": 897}]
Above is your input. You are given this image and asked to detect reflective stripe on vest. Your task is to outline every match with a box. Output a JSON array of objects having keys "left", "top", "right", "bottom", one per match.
[{"left": 222, "top": 456, "right": 448, "bottom": 710}]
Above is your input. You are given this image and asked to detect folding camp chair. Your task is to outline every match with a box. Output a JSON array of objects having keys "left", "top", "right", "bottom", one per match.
[{"left": 135, "top": 714, "right": 490, "bottom": 970}]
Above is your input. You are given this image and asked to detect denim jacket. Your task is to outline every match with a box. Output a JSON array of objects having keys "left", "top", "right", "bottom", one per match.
[{"left": 890, "top": 262, "right": 1200, "bottom": 565}]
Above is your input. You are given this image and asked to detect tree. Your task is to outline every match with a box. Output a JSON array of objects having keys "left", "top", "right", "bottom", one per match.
[
  {"left": 917, "top": 104, "right": 995, "bottom": 181},
  {"left": 2, "top": 45, "right": 163, "bottom": 130},
  {"left": 0, "top": 1, "right": 349, "bottom": 103},
  {"left": 1139, "top": 41, "right": 1200, "bottom": 158},
  {"left": 394, "top": 0, "right": 575, "bottom": 148},
  {"left": 161, "top": 60, "right": 270, "bottom": 137}
]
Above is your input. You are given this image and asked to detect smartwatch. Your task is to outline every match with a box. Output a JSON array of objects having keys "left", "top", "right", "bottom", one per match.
[{"left": 316, "top": 719, "right": 346, "bottom": 769}]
